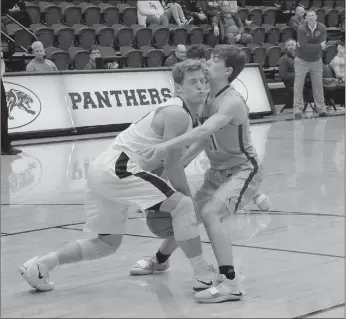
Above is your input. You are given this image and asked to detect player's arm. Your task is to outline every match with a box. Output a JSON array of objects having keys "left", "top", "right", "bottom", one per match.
[
  {"left": 163, "top": 95, "right": 246, "bottom": 150},
  {"left": 180, "top": 139, "right": 208, "bottom": 168},
  {"left": 330, "top": 58, "right": 343, "bottom": 80},
  {"left": 162, "top": 107, "right": 192, "bottom": 197}
]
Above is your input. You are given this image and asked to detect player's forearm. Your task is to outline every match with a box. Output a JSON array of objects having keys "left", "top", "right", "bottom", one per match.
[
  {"left": 181, "top": 140, "right": 206, "bottom": 168},
  {"left": 166, "top": 165, "right": 192, "bottom": 197},
  {"left": 1, "top": 59, "right": 5, "bottom": 78},
  {"left": 165, "top": 126, "right": 209, "bottom": 150}
]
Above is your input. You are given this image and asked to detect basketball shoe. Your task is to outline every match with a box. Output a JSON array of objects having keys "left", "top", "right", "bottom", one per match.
[
  {"left": 18, "top": 256, "right": 54, "bottom": 291},
  {"left": 129, "top": 255, "right": 170, "bottom": 275},
  {"left": 253, "top": 192, "right": 271, "bottom": 211},
  {"left": 194, "top": 274, "right": 243, "bottom": 303}
]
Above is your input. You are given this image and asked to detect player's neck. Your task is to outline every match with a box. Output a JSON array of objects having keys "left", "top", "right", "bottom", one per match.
[
  {"left": 209, "top": 80, "right": 229, "bottom": 98},
  {"left": 178, "top": 95, "right": 198, "bottom": 121}
]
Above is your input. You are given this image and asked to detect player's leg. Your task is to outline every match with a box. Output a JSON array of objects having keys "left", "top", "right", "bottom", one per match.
[
  {"left": 112, "top": 152, "right": 216, "bottom": 283},
  {"left": 18, "top": 187, "right": 128, "bottom": 291},
  {"left": 129, "top": 175, "right": 214, "bottom": 282},
  {"left": 194, "top": 159, "right": 264, "bottom": 303}
]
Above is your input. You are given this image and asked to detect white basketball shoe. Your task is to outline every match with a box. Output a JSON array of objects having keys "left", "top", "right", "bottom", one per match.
[
  {"left": 129, "top": 255, "right": 170, "bottom": 275},
  {"left": 254, "top": 192, "right": 271, "bottom": 211},
  {"left": 194, "top": 274, "right": 243, "bottom": 303},
  {"left": 18, "top": 256, "right": 54, "bottom": 291}
]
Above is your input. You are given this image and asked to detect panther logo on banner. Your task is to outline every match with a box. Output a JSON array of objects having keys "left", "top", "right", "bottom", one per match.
[{"left": 4, "top": 82, "right": 42, "bottom": 129}]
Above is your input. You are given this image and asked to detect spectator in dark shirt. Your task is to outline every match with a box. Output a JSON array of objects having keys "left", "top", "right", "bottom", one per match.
[
  {"left": 175, "top": 0, "right": 208, "bottom": 25},
  {"left": 165, "top": 44, "right": 187, "bottom": 67},
  {"left": 216, "top": 1, "right": 253, "bottom": 45},
  {"left": 294, "top": 9, "right": 328, "bottom": 118},
  {"left": 288, "top": 5, "right": 306, "bottom": 37},
  {"left": 1, "top": 0, "right": 32, "bottom": 28},
  {"left": 84, "top": 47, "right": 119, "bottom": 70}
]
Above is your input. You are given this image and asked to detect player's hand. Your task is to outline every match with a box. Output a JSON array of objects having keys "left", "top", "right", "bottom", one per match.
[{"left": 138, "top": 144, "right": 166, "bottom": 161}]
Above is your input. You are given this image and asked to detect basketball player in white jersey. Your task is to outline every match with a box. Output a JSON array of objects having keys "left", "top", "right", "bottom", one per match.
[
  {"left": 18, "top": 60, "right": 222, "bottom": 295},
  {"left": 131, "top": 45, "right": 266, "bottom": 303}
]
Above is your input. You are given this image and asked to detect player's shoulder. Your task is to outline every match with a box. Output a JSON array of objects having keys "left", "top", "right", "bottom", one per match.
[{"left": 162, "top": 104, "right": 190, "bottom": 122}]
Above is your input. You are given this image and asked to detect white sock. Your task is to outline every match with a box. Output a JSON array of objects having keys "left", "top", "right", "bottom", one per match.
[
  {"left": 39, "top": 252, "right": 60, "bottom": 271},
  {"left": 189, "top": 254, "right": 212, "bottom": 276}
]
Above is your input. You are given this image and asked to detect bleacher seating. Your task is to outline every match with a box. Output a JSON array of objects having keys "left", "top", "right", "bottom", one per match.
[{"left": 1, "top": 0, "right": 343, "bottom": 71}]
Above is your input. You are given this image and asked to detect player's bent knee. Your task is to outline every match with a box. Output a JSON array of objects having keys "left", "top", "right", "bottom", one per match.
[
  {"left": 98, "top": 234, "right": 123, "bottom": 248},
  {"left": 170, "top": 195, "right": 199, "bottom": 242}
]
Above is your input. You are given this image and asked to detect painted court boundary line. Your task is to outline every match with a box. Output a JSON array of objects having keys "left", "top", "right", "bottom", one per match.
[{"left": 293, "top": 302, "right": 345, "bottom": 318}]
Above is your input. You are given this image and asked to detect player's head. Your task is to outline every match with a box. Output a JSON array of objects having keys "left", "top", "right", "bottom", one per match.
[
  {"left": 295, "top": 5, "right": 305, "bottom": 18},
  {"left": 306, "top": 9, "right": 317, "bottom": 24},
  {"left": 172, "top": 59, "right": 206, "bottom": 105},
  {"left": 206, "top": 45, "right": 246, "bottom": 84},
  {"left": 89, "top": 46, "right": 101, "bottom": 62},
  {"left": 186, "top": 45, "right": 210, "bottom": 67},
  {"left": 31, "top": 41, "right": 45, "bottom": 61}
]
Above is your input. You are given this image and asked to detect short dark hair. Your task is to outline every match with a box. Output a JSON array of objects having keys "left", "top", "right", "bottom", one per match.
[
  {"left": 211, "top": 45, "right": 246, "bottom": 83},
  {"left": 89, "top": 46, "right": 100, "bottom": 54},
  {"left": 186, "top": 45, "right": 210, "bottom": 60},
  {"left": 306, "top": 9, "right": 316, "bottom": 14}
]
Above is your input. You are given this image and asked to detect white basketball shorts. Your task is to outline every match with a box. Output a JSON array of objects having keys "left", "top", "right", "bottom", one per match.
[{"left": 84, "top": 150, "right": 176, "bottom": 235}]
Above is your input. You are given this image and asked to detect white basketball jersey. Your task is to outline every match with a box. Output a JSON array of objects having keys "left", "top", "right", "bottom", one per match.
[{"left": 108, "top": 97, "right": 196, "bottom": 172}]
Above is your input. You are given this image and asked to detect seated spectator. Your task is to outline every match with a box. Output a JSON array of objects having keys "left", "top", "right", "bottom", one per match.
[
  {"left": 160, "top": 1, "right": 192, "bottom": 27},
  {"left": 216, "top": 1, "right": 253, "bottom": 45},
  {"left": 288, "top": 5, "right": 305, "bottom": 37},
  {"left": 186, "top": 44, "right": 209, "bottom": 64},
  {"left": 137, "top": 1, "right": 169, "bottom": 27},
  {"left": 1, "top": 0, "right": 32, "bottom": 28},
  {"left": 330, "top": 42, "right": 345, "bottom": 82},
  {"left": 26, "top": 41, "right": 57, "bottom": 72},
  {"left": 84, "top": 47, "right": 119, "bottom": 70},
  {"left": 199, "top": 1, "right": 220, "bottom": 30},
  {"left": 175, "top": 0, "right": 208, "bottom": 25},
  {"left": 165, "top": 44, "right": 186, "bottom": 66}
]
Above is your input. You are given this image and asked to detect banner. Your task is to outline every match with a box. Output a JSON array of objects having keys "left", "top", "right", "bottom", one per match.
[{"left": 3, "top": 65, "right": 274, "bottom": 135}]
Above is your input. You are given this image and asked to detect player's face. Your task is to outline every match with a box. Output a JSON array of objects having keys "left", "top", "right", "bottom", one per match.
[
  {"left": 177, "top": 69, "right": 206, "bottom": 104},
  {"left": 206, "top": 54, "right": 232, "bottom": 83}
]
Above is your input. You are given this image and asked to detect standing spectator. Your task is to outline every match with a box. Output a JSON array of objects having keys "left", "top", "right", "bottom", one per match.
[
  {"left": 330, "top": 42, "right": 345, "bottom": 82},
  {"left": 217, "top": 1, "right": 253, "bottom": 45},
  {"left": 26, "top": 41, "right": 58, "bottom": 72},
  {"left": 160, "top": 1, "right": 191, "bottom": 27},
  {"left": 288, "top": 5, "right": 306, "bottom": 37},
  {"left": 137, "top": 1, "right": 169, "bottom": 27},
  {"left": 1, "top": 48, "right": 21, "bottom": 155},
  {"left": 175, "top": 0, "right": 208, "bottom": 25},
  {"left": 164, "top": 44, "right": 187, "bottom": 66},
  {"left": 279, "top": 39, "right": 312, "bottom": 110},
  {"left": 294, "top": 9, "right": 328, "bottom": 119}
]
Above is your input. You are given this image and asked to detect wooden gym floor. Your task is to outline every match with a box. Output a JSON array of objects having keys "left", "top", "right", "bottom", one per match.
[{"left": 1, "top": 116, "right": 344, "bottom": 318}]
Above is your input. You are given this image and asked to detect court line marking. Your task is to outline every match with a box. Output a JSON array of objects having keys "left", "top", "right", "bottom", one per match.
[
  {"left": 1, "top": 204, "right": 343, "bottom": 218},
  {"left": 266, "top": 137, "right": 343, "bottom": 143},
  {"left": 57, "top": 226, "right": 345, "bottom": 259},
  {"left": 293, "top": 302, "right": 345, "bottom": 319}
]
